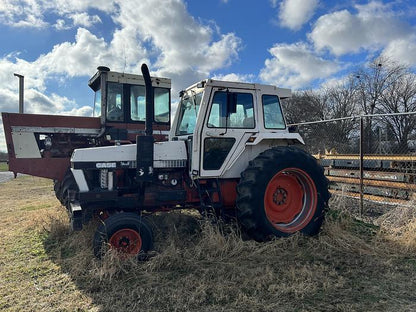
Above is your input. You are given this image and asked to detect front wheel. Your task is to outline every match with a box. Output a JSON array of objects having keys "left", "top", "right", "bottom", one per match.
[
  {"left": 93, "top": 213, "right": 153, "bottom": 259},
  {"left": 236, "top": 146, "right": 330, "bottom": 241}
]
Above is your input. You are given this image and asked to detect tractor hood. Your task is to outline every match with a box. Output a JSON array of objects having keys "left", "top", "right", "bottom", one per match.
[{"left": 71, "top": 141, "right": 187, "bottom": 170}]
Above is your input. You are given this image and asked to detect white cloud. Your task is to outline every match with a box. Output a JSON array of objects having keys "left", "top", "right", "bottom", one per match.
[
  {"left": 69, "top": 12, "right": 101, "bottom": 28},
  {"left": 50, "top": 0, "right": 116, "bottom": 14},
  {"left": 382, "top": 35, "right": 416, "bottom": 67},
  {"left": 0, "top": 27, "right": 118, "bottom": 97},
  {"left": 0, "top": 0, "right": 114, "bottom": 28},
  {"left": 110, "top": 0, "right": 241, "bottom": 95},
  {"left": 62, "top": 106, "right": 93, "bottom": 117},
  {"left": 112, "top": 0, "right": 241, "bottom": 76},
  {"left": 279, "top": 0, "right": 319, "bottom": 31},
  {"left": 260, "top": 42, "right": 339, "bottom": 89},
  {"left": 212, "top": 73, "right": 255, "bottom": 83},
  {"left": 0, "top": 0, "right": 243, "bottom": 151},
  {"left": 309, "top": 1, "right": 412, "bottom": 56},
  {"left": 54, "top": 19, "right": 70, "bottom": 30},
  {"left": 0, "top": 0, "right": 48, "bottom": 28},
  {"left": 54, "top": 13, "right": 102, "bottom": 30},
  {"left": 34, "top": 28, "right": 115, "bottom": 77},
  {"left": 0, "top": 0, "right": 242, "bottom": 80}
]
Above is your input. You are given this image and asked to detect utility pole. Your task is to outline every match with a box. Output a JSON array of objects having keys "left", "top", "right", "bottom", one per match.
[{"left": 14, "top": 73, "right": 24, "bottom": 113}]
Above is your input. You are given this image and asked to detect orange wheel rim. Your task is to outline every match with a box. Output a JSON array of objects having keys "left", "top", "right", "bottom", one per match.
[
  {"left": 109, "top": 229, "right": 142, "bottom": 255},
  {"left": 264, "top": 168, "right": 317, "bottom": 233}
]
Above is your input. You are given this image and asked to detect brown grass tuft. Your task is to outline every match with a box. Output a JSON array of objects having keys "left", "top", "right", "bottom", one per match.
[{"left": 376, "top": 204, "right": 416, "bottom": 252}]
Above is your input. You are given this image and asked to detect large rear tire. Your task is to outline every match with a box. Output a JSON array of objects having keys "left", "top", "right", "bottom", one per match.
[
  {"left": 93, "top": 213, "right": 153, "bottom": 259},
  {"left": 236, "top": 146, "right": 330, "bottom": 241}
]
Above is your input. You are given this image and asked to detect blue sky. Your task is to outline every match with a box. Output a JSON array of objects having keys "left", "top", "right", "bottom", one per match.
[{"left": 0, "top": 0, "right": 416, "bottom": 151}]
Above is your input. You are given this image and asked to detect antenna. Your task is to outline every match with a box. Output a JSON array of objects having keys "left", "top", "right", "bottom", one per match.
[{"left": 123, "top": 44, "right": 127, "bottom": 74}]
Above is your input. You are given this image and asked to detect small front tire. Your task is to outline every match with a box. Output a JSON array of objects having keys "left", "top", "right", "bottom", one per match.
[{"left": 93, "top": 213, "right": 153, "bottom": 259}]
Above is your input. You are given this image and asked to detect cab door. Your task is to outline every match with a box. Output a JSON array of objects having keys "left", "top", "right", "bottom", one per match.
[{"left": 197, "top": 87, "right": 258, "bottom": 178}]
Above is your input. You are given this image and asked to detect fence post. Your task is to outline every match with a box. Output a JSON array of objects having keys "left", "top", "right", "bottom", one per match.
[{"left": 359, "top": 116, "right": 364, "bottom": 216}]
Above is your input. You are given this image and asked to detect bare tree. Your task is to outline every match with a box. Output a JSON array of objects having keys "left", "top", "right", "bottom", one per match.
[
  {"left": 323, "top": 77, "right": 361, "bottom": 153},
  {"left": 354, "top": 57, "right": 406, "bottom": 153},
  {"left": 378, "top": 72, "right": 416, "bottom": 153},
  {"left": 282, "top": 90, "right": 326, "bottom": 124},
  {"left": 283, "top": 83, "right": 360, "bottom": 154}
]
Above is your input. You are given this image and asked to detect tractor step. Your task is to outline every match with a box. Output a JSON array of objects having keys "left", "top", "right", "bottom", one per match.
[{"left": 197, "top": 179, "right": 223, "bottom": 212}]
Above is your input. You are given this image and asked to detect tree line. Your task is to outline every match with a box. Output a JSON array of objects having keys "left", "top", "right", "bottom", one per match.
[{"left": 282, "top": 57, "right": 416, "bottom": 154}]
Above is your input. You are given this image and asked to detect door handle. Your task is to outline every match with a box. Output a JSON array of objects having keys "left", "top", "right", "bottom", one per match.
[{"left": 205, "top": 131, "right": 218, "bottom": 137}]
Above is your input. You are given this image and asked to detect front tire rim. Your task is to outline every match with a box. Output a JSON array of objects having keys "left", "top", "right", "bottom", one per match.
[
  {"left": 109, "top": 229, "right": 142, "bottom": 256},
  {"left": 264, "top": 168, "right": 317, "bottom": 233}
]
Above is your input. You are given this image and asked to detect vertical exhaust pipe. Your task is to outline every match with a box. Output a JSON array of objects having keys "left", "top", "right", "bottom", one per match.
[
  {"left": 141, "top": 63, "right": 154, "bottom": 136},
  {"left": 14, "top": 73, "right": 24, "bottom": 113},
  {"left": 97, "top": 66, "right": 110, "bottom": 129},
  {"left": 136, "top": 64, "right": 154, "bottom": 182}
]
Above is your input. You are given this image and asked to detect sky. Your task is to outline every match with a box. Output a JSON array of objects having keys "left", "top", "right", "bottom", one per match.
[{"left": 0, "top": 0, "right": 416, "bottom": 151}]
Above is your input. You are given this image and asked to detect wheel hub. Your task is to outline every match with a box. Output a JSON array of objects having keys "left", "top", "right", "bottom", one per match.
[
  {"left": 119, "top": 237, "right": 130, "bottom": 247},
  {"left": 264, "top": 168, "right": 317, "bottom": 232},
  {"left": 109, "top": 229, "right": 142, "bottom": 256},
  {"left": 273, "top": 188, "right": 288, "bottom": 205}
]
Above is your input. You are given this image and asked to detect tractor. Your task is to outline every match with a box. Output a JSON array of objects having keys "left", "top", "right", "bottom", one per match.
[
  {"left": 2, "top": 66, "right": 171, "bottom": 208},
  {"left": 68, "top": 64, "right": 330, "bottom": 258}
]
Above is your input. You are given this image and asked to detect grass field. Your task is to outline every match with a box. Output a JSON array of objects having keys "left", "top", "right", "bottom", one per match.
[
  {"left": 1, "top": 176, "right": 416, "bottom": 311},
  {"left": 0, "top": 162, "right": 8, "bottom": 171}
]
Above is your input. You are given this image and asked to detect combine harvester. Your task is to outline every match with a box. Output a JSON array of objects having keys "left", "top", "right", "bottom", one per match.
[{"left": 2, "top": 64, "right": 329, "bottom": 258}]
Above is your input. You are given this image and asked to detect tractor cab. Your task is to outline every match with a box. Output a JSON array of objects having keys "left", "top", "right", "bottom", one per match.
[{"left": 171, "top": 79, "right": 303, "bottom": 179}]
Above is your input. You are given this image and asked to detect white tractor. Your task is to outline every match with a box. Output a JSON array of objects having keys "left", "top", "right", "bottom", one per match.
[{"left": 69, "top": 64, "right": 330, "bottom": 258}]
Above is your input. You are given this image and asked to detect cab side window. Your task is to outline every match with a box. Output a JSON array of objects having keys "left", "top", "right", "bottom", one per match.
[
  {"left": 262, "top": 94, "right": 285, "bottom": 129},
  {"left": 107, "top": 83, "right": 123, "bottom": 122},
  {"left": 130, "top": 85, "right": 146, "bottom": 121},
  {"left": 154, "top": 88, "right": 170, "bottom": 123},
  {"left": 208, "top": 91, "right": 254, "bottom": 128}
]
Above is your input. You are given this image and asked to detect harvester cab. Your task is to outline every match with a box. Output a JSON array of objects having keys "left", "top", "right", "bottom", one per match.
[
  {"left": 68, "top": 64, "right": 330, "bottom": 259},
  {"left": 88, "top": 66, "right": 171, "bottom": 141}
]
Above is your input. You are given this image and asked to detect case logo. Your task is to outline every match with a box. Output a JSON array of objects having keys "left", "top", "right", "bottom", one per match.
[{"left": 96, "top": 162, "right": 116, "bottom": 169}]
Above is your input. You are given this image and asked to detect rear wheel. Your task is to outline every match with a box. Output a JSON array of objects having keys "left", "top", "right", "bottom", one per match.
[
  {"left": 93, "top": 213, "right": 153, "bottom": 259},
  {"left": 53, "top": 180, "right": 61, "bottom": 202},
  {"left": 236, "top": 146, "right": 330, "bottom": 241}
]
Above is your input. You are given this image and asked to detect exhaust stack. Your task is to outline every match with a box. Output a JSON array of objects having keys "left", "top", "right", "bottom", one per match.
[
  {"left": 141, "top": 63, "right": 154, "bottom": 136},
  {"left": 14, "top": 73, "right": 24, "bottom": 113},
  {"left": 136, "top": 64, "right": 154, "bottom": 182}
]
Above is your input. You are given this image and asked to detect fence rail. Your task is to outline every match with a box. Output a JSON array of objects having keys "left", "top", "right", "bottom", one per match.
[
  {"left": 316, "top": 153, "right": 415, "bottom": 205},
  {"left": 292, "top": 112, "right": 416, "bottom": 213}
]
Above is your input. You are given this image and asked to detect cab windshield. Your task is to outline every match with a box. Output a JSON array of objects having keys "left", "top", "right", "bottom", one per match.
[{"left": 176, "top": 91, "right": 203, "bottom": 136}]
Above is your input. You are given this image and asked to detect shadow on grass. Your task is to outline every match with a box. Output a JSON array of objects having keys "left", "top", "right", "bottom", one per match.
[{"left": 41, "top": 208, "right": 416, "bottom": 312}]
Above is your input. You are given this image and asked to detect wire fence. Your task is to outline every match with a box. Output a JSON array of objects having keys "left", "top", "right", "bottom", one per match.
[{"left": 291, "top": 112, "right": 416, "bottom": 217}]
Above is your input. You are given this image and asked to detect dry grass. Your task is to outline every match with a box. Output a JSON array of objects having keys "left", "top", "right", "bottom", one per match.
[
  {"left": 1, "top": 177, "right": 416, "bottom": 311},
  {"left": 0, "top": 162, "right": 8, "bottom": 171}
]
